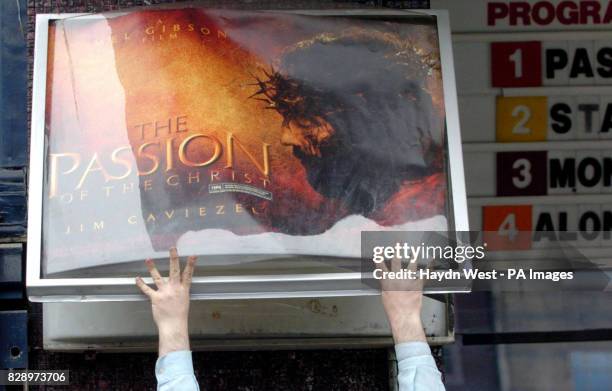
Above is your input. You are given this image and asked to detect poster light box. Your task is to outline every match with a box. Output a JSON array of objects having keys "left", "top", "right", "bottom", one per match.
[{"left": 27, "top": 8, "right": 468, "bottom": 301}]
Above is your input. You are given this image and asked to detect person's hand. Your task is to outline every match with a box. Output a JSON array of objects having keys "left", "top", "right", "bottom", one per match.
[
  {"left": 377, "top": 258, "right": 426, "bottom": 344},
  {"left": 135, "top": 247, "right": 197, "bottom": 357}
]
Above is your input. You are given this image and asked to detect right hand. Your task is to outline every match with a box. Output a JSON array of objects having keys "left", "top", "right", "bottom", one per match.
[{"left": 377, "top": 258, "right": 426, "bottom": 344}]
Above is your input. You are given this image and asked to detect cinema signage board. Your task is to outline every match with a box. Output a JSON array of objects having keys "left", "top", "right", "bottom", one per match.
[
  {"left": 491, "top": 39, "right": 612, "bottom": 88},
  {"left": 468, "top": 199, "right": 612, "bottom": 257},
  {"left": 496, "top": 149, "right": 612, "bottom": 196},
  {"left": 452, "top": 39, "right": 612, "bottom": 95},
  {"left": 495, "top": 94, "right": 612, "bottom": 142},
  {"left": 461, "top": 143, "right": 612, "bottom": 197},
  {"left": 27, "top": 9, "right": 468, "bottom": 301},
  {"left": 459, "top": 89, "right": 612, "bottom": 143},
  {"left": 431, "top": 0, "right": 612, "bottom": 33}
]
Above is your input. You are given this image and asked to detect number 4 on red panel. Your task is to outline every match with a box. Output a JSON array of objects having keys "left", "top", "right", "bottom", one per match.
[{"left": 483, "top": 205, "right": 533, "bottom": 251}]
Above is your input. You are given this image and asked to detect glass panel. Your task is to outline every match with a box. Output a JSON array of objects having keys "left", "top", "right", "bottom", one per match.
[
  {"left": 503, "top": 342, "right": 612, "bottom": 391},
  {"left": 39, "top": 9, "right": 451, "bottom": 279}
]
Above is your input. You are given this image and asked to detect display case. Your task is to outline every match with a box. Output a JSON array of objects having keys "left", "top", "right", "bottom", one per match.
[{"left": 27, "top": 8, "right": 468, "bottom": 301}]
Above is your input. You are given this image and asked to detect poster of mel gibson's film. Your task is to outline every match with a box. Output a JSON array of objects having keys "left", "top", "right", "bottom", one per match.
[{"left": 41, "top": 8, "right": 449, "bottom": 276}]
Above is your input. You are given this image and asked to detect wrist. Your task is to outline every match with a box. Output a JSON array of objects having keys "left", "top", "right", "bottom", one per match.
[
  {"left": 389, "top": 315, "right": 426, "bottom": 344},
  {"left": 158, "top": 320, "right": 188, "bottom": 335},
  {"left": 158, "top": 324, "right": 190, "bottom": 357}
]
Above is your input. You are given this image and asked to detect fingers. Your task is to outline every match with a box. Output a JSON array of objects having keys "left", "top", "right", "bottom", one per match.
[
  {"left": 145, "top": 258, "right": 164, "bottom": 289},
  {"left": 169, "top": 247, "right": 181, "bottom": 284},
  {"left": 408, "top": 259, "right": 424, "bottom": 291},
  {"left": 408, "top": 258, "right": 418, "bottom": 272},
  {"left": 391, "top": 257, "right": 402, "bottom": 273},
  {"left": 182, "top": 256, "right": 197, "bottom": 287},
  {"left": 135, "top": 276, "right": 155, "bottom": 297},
  {"left": 376, "top": 258, "right": 389, "bottom": 273},
  {"left": 375, "top": 258, "right": 413, "bottom": 274}
]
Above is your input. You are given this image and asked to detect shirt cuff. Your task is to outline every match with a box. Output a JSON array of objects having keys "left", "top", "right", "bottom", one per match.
[
  {"left": 394, "top": 341, "right": 433, "bottom": 362},
  {"left": 155, "top": 350, "right": 195, "bottom": 384}
]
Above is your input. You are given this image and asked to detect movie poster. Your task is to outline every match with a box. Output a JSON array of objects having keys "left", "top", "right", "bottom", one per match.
[{"left": 41, "top": 9, "right": 448, "bottom": 275}]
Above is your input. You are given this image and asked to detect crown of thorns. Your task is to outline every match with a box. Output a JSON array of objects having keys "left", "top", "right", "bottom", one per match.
[
  {"left": 248, "top": 28, "right": 438, "bottom": 126},
  {"left": 248, "top": 67, "right": 325, "bottom": 127}
]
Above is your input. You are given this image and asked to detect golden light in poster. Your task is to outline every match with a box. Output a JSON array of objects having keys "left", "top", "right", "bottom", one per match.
[{"left": 39, "top": 8, "right": 451, "bottom": 276}]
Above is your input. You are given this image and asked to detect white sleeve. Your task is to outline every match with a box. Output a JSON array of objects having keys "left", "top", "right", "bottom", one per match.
[
  {"left": 155, "top": 350, "right": 200, "bottom": 391},
  {"left": 396, "top": 342, "right": 445, "bottom": 391}
]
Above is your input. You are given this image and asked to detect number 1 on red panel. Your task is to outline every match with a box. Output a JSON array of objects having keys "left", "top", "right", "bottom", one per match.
[{"left": 491, "top": 41, "right": 542, "bottom": 87}]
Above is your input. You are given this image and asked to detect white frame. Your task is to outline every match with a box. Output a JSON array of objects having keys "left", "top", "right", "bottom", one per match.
[{"left": 27, "top": 9, "right": 469, "bottom": 301}]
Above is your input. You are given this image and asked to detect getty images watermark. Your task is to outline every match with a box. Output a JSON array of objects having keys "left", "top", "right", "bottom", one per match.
[
  {"left": 359, "top": 231, "right": 609, "bottom": 292},
  {"left": 371, "top": 240, "right": 486, "bottom": 281}
]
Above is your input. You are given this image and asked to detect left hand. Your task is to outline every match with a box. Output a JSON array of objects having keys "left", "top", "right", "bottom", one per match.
[{"left": 136, "top": 248, "right": 197, "bottom": 357}]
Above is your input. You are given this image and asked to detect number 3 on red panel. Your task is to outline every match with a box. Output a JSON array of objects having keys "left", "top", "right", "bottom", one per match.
[
  {"left": 491, "top": 42, "right": 542, "bottom": 87},
  {"left": 496, "top": 151, "right": 548, "bottom": 196},
  {"left": 483, "top": 205, "right": 533, "bottom": 251}
]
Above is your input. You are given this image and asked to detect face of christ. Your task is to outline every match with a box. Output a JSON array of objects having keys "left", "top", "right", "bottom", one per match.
[
  {"left": 281, "top": 116, "right": 335, "bottom": 157},
  {"left": 250, "top": 32, "right": 441, "bottom": 216}
]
